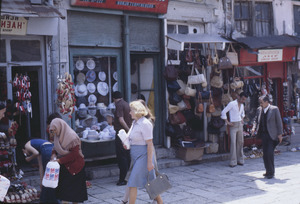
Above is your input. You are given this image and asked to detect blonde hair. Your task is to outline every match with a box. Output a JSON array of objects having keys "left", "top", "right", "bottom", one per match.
[{"left": 130, "top": 100, "right": 148, "bottom": 118}]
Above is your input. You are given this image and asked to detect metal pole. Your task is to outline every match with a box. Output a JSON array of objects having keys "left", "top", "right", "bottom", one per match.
[{"left": 123, "top": 15, "right": 131, "bottom": 103}]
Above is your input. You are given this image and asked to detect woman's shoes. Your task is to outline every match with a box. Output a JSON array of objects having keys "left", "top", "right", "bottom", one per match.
[{"left": 121, "top": 200, "right": 128, "bottom": 204}]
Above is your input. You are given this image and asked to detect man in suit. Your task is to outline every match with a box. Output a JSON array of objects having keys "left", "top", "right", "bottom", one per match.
[{"left": 252, "top": 95, "right": 283, "bottom": 179}]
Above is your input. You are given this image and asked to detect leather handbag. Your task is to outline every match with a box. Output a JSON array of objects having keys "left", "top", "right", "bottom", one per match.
[
  {"left": 169, "top": 111, "right": 186, "bottom": 125},
  {"left": 210, "top": 75, "right": 223, "bottom": 88},
  {"left": 176, "top": 79, "right": 186, "bottom": 95},
  {"left": 168, "top": 104, "right": 180, "bottom": 114},
  {"left": 167, "top": 80, "right": 181, "bottom": 92},
  {"left": 206, "top": 91, "right": 215, "bottom": 113},
  {"left": 226, "top": 43, "right": 239, "bottom": 66},
  {"left": 169, "top": 92, "right": 182, "bottom": 105},
  {"left": 213, "top": 43, "right": 219, "bottom": 65},
  {"left": 185, "top": 43, "right": 193, "bottom": 62},
  {"left": 196, "top": 92, "right": 204, "bottom": 113},
  {"left": 218, "top": 57, "right": 232, "bottom": 69},
  {"left": 206, "top": 44, "right": 213, "bottom": 66},
  {"left": 211, "top": 116, "right": 225, "bottom": 129},
  {"left": 187, "top": 64, "right": 205, "bottom": 85},
  {"left": 185, "top": 84, "right": 196, "bottom": 97},
  {"left": 163, "top": 61, "right": 178, "bottom": 81},
  {"left": 145, "top": 168, "right": 172, "bottom": 200},
  {"left": 222, "top": 88, "right": 233, "bottom": 106},
  {"left": 177, "top": 100, "right": 187, "bottom": 111}
]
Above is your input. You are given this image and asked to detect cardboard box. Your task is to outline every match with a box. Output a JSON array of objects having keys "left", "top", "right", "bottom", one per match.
[{"left": 176, "top": 147, "right": 204, "bottom": 161}]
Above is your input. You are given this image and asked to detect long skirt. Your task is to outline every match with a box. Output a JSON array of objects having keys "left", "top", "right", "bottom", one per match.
[
  {"left": 56, "top": 165, "right": 88, "bottom": 202},
  {"left": 127, "top": 145, "right": 155, "bottom": 188}
]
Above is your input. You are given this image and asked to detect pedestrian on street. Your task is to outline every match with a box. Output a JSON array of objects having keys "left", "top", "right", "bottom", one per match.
[
  {"left": 49, "top": 117, "right": 88, "bottom": 204},
  {"left": 221, "top": 92, "right": 248, "bottom": 167},
  {"left": 124, "top": 100, "right": 163, "bottom": 204},
  {"left": 251, "top": 95, "right": 283, "bottom": 179},
  {"left": 113, "top": 91, "right": 132, "bottom": 186}
]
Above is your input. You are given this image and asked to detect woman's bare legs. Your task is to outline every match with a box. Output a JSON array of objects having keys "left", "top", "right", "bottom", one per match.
[{"left": 129, "top": 187, "right": 137, "bottom": 204}]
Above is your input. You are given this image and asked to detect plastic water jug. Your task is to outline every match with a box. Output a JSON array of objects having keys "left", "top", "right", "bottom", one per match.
[
  {"left": 42, "top": 161, "right": 60, "bottom": 188},
  {"left": 0, "top": 175, "right": 10, "bottom": 201}
]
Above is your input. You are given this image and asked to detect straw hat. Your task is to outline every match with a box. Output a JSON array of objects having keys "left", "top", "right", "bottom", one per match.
[
  {"left": 113, "top": 72, "right": 118, "bottom": 81},
  {"left": 113, "top": 82, "right": 118, "bottom": 92},
  {"left": 86, "top": 70, "right": 96, "bottom": 82},
  {"left": 86, "top": 59, "right": 96, "bottom": 70},
  {"left": 75, "top": 84, "right": 87, "bottom": 97},
  {"left": 87, "top": 83, "right": 96, "bottom": 93},
  {"left": 75, "top": 60, "right": 84, "bottom": 70},
  {"left": 97, "top": 82, "right": 109, "bottom": 96},
  {"left": 76, "top": 73, "right": 86, "bottom": 85},
  {"left": 88, "top": 94, "right": 97, "bottom": 104},
  {"left": 98, "top": 71, "right": 106, "bottom": 81}
]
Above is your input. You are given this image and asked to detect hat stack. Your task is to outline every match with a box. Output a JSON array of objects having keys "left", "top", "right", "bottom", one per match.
[{"left": 56, "top": 72, "right": 76, "bottom": 118}]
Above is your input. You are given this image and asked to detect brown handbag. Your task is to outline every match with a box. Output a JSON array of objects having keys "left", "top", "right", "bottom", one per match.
[
  {"left": 196, "top": 92, "right": 204, "bottom": 113},
  {"left": 163, "top": 61, "right": 178, "bottom": 81},
  {"left": 218, "top": 57, "right": 232, "bottom": 69},
  {"left": 185, "top": 43, "right": 193, "bottom": 62},
  {"left": 169, "top": 111, "right": 186, "bottom": 125},
  {"left": 206, "top": 91, "right": 215, "bottom": 113}
]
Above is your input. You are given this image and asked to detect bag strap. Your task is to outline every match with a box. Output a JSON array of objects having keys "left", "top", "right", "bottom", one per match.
[
  {"left": 190, "top": 63, "right": 195, "bottom": 76},
  {"left": 227, "top": 43, "right": 237, "bottom": 53},
  {"left": 209, "top": 91, "right": 213, "bottom": 104},
  {"left": 147, "top": 167, "right": 160, "bottom": 182},
  {"left": 198, "top": 91, "right": 202, "bottom": 103}
]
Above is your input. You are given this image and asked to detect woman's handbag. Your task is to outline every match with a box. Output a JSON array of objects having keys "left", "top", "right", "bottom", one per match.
[
  {"left": 196, "top": 92, "right": 204, "bottom": 113},
  {"left": 213, "top": 43, "right": 219, "bottom": 65},
  {"left": 218, "top": 57, "right": 232, "bottom": 69},
  {"left": 185, "top": 84, "right": 196, "bottom": 97},
  {"left": 185, "top": 43, "right": 193, "bottom": 62},
  {"left": 187, "top": 64, "right": 206, "bottom": 85},
  {"left": 169, "top": 111, "right": 186, "bottom": 125},
  {"left": 176, "top": 79, "right": 186, "bottom": 95},
  {"left": 42, "top": 161, "right": 60, "bottom": 188},
  {"left": 145, "top": 168, "right": 172, "bottom": 200},
  {"left": 177, "top": 100, "right": 187, "bottom": 111},
  {"left": 163, "top": 61, "right": 178, "bottom": 81},
  {"left": 167, "top": 80, "right": 181, "bottom": 92},
  {"left": 168, "top": 104, "right": 180, "bottom": 114},
  {"left": 206, "top": 91, "right": 215, "bottom": 113},
  {"left": 226, "top": 43, "right": 239, "bottom": 66},
  {"left": 222, "top": 88, "right": 233, "bottom": 106},
  {"left": 210, "top": 75, "right": 223, "bottom": 88},
  {"left": 169, "top": 92, "right": 182, "bottom": 105}
]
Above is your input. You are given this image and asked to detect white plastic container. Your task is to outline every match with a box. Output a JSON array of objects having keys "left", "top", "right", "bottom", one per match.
[
  {"left": 42, "top": 161, "right": 60, "bottom": 188},
  {"left": 0, "top": 175, "right": 10, "bottom": 201},
  {"left": 118, "top": 129, "right": 130, "bottom": 149}
]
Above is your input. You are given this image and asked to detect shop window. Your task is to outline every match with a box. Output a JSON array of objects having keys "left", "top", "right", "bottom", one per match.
[
  {"left": 0, "top": 67, "right": 7, "bottom": 102},
  {"left": 234, "top": 2, "right": 273, "bottom": 36},
  {"left": 294, "top": 5, "right": 300, "bottom": 35},
  {"left": 73, "top": 56, "right": 117, "bottom": 128},
  {"left": 235, "top": 66, "right": 264, "bottom": 78},
  {"left": 11, "top": 40, "right": 41, "bottom": 61},
  {"left": 131, "top": 57, "right": 155, "bottom": 117},
  {"left": 0, "top": 40, "right": 6, "bottom": 62}
]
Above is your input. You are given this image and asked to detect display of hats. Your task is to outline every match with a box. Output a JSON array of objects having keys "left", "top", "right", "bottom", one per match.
[
  {"left": 113, "top": 72, "right": 118, "bottom": 81},
  {"left": 88, "top": 94, "right": 97, "bottom": 104},
  {"left": 76, "top": 73, "right": 86, "bottom": 85},
  {"left": 97, "top": 82, "right": 109, "bottom": 96},
  {"left": 78, "top": 103, "right": 87, "bottom": 110},
  {"left": 113, "top": 82, "right": 118, "bottom": 92},
  {"left": 88, "top": 103, "right": 97, "bottom": 116},
  {"left": 98, "top": 71, "right": 106, "bottom": 81},
  {"left": 87, "top": 130, "right": 99, "bottom": 140},
  {"left": 97, "top": 102, "right": 107, "bottom": 110},
  {"left": 86, "top": 70, "right": 96, "bottom": 82},
  {"left": 77, "top": 103, "right": 87, "bottom": 118},
  {"left": 87, "top": 83, "right": 96, "bottom": 93},
  {"left": 87, "top": 59, "right": 96, "bottom": 70},
  {"left": 75, "top": 84, "right": 87, "bottom": 97},
  {"left": 76, "top": 97, "right": 87, "bottom": 107},
  {"left": 76, "top": 59, "right": 84, "bottom": 70},
  {"left": 82, "top": 115, "right": 98, "bottom": 127}
]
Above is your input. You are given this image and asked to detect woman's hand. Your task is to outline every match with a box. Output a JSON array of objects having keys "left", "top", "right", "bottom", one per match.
[
  {"left": 51, "top": 153, "right": 57, "bottom": 161},
  {"left": 147, "top": 161, "right": 154, "bottom": 172}
]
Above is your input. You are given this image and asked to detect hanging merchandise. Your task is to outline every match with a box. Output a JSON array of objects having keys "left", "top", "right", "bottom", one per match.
[
  {"left": 206, "top": 44, "right": 213, "bottom": 66},
  {"left": 185, "top": 43, "right": 193, "bottom": 63},
  {"left": 56, "top": 72, "right": 76, "bottom": 118},
  {"left": 206, "top": 91, "right": 215, "bottom": 114},
  {"left": 12, "top": 74, "right": 32, "bottom": 116},
  {"left": 187, "top": 64, "right": 206, "bottom": 85},
  {"left": 226, "top": 43, "right": 239, "bottom": 66},
  {"left": 163, "top": 61, "right": 178, "bottom": 81},
  {"left": 213, "top": 43, "right": 219, "bottom": 65}
]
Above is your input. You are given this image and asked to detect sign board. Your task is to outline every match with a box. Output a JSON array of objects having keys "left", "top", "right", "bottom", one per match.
[
  {"left": 1, "top": 16, "right": 27, "bottom": 35},
  {"left": 258, "top": 49, "right": 283, "bottom": 62},
  {"left": 70, "top": 0, "right": 169, "bottom": 14}
]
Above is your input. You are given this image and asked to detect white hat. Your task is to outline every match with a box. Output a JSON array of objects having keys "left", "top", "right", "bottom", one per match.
[
  {"left": 78, "top": 103, "right": 87, "bottom": 110},
  {"left": 76, "top": 73, "right": 86, "bottom": 85},
  {"left": 113, "top": 82, "right": 118, "bottom": 92},
  {"left": 113, "top": 72, "right": 118, "bottom": 81},
  {"left": 86, "top": 70, "right": 96, "bottom": 82},
  {"left": 88, "top": 94, "right": 97, "bottom": 104},
  {"left": 78, "top": 103, "right": 87, "bottom": 118},
  {"left": 75, "top": 84, "right": 87, "bottom": 97},
  {"left": 76, "top": 60, "right": 84, "bottom": 70},
  {"left": 87, "top": 59, "right": 96, "bottom": 70},
  {"left": 97, "top": 102, "right": 107, "bottom": 109},
  {"left": 98, "top": 71, "right": 106, "bottom": 81},
  {"left": 87, "top": 83, "right": 96, "bottom": 93},
  {"left": 97, "top": 82, "right": 109, "bottom": 96}
]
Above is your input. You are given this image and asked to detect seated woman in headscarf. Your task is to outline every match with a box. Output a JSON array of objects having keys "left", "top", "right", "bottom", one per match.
[{"left": 48, "top": 118, "right": 88, "bottom": 204}]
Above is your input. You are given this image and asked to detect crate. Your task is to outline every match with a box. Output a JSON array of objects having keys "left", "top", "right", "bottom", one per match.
[{"left": 176, "top": 146, "right": 204, "bottom": 161}]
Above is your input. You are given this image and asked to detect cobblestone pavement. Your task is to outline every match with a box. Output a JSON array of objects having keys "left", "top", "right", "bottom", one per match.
[{"left": 85, "top": 151, "right": 300, "bottom": 204}]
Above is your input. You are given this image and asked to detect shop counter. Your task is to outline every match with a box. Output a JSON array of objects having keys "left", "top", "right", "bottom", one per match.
[{"left": 81, "top": 138, "right": 116, "bottom": 161}]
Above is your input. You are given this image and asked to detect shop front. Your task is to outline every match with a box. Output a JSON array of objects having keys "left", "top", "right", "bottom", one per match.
[{"left": 67, "top": 1, "right": 167, "bottom": 160}]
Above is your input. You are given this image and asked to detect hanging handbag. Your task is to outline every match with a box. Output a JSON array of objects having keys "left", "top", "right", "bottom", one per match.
[
  {"left": 222, "top": 88, "right": 233, "bottom": 106},
  {"left": 176, "top": 79, "right": 186, "bottom": 95},
  {"left": 196, "top": 92, "right": 204, "bottom": 113},
  {"left": 218, "top": 57, "right": 232, "bottom": 69},
  {"left": 187, "top": 64, "right": 205, "bottom": 85},
  {"left": 211, "top": 116, "right": 225, "bottom": 129},
  {"left": 213, "top": 43, "right": 219, "bottom": 65},
  {"left": 177, "top": 100, "right": 187, "bottom": 111},
  {"left": 167, "top": 80, "right": 181, "bottom": 92},
  {"left": 201, "top": 66, "right": 207, "bottom": 88},
  {"left": 185, "top": 83, "right": 196, "bottom": 97},
  {"left": 168, "top": 104, "right": 180, "bottom": 114},
  {"left": 145, "top": 168, "right": 172, "bottom": 200},
  {"left": 210, "top": 75, "right": 223, "bottom": 88},
  {"left": 169, "top": 92, "right": 182, "bottom": 105},
  {"left": 185, "top": 43, "right": 193, "bottom": 62},
  {"left": 226, "top": 43, "right": 239, "bottom": 66},
  {"left": 183, "top": 98, "right": 192, "bottom": 110},
  {"left": 163, "top": 61, "right": 178, "bottom": 81},
  {"left": 206, "top": 44, "right": 213, "bottom": 66},
  {"left": 206, "top": 91, "right": 215, "bottom": 113},
  {"left": 169, "top": 111, "right": 186, "bottom": 125}
]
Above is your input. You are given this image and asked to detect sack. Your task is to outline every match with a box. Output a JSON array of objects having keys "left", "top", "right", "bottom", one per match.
[
  {"left": 0, "top": 175, "right": 10, "bottom": 202},
  {"left": 167, "top": 80, "right": 181, "bottom": 92},
  {"left": 210, "top": 75, "right": 223, "bottom": 88},
  {"left": 226, "top": 43, "right": 239, "bottom": 66},
  {"left": 168, "top": 104, "right": 180, "bottom": 114},
  {"left": 218, "top": 57, "right": 232, "bottom": 69},
  {"left": 169, "top": 111, "right": 186, "bottom": 125},
  {"left": 176, "top": 79, "right": 186, "bottom": 95},
  {"left": 185, "top": 43, "right": 193, "bottom": 62},
  {"left": 185, "top": 84, "right": 196, "bottom": 97},
  {"left": 206, "top": 92, "right": 215, "bottom": 113},
  {"left": 187, "top": 65, "right": 205, "bottom": 85},
  {"left": 163, "top": 62, "right": 178, "bottom": 81},
  {"left": 196, "top": 92, "right": 204, "bottom": 113},
  {"left": 145, "top": 168, "right": 172, "bottom": 200},
  {"left": 42, "top": 161, "right": 60, "bottom": 188}
]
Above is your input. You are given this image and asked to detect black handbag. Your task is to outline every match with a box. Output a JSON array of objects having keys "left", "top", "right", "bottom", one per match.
[
  {"left": 211, "top": 116, "right": 225, "bottom": 129},
  {"left": 218, "top": 56, "right": 233, "bottom": 69},
  {"left": 169, "top": 92, "right": 182, "bottom": 105},
  {"left": 167, "top": 81, "right": 181, "bottom": 92}
]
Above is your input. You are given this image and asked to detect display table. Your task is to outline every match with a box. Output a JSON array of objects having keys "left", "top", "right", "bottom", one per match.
[{"left": 81, "top": 138, "right": 116, "bottom": 161}]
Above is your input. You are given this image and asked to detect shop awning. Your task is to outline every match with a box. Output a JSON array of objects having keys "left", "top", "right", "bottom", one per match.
[
  {"left": 235, "top": 35, "right": 300, "bottom": 49},
  {"left": 166, "top": 34, "right": 232, "bottom": 51},
  {"left": 1, "top": 0, "right": 65, "bottom": 19}
]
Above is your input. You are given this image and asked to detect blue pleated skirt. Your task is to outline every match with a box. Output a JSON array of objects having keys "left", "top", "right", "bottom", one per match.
[{"left": 127, "top": 145, "right": 155, "bottom": 188}]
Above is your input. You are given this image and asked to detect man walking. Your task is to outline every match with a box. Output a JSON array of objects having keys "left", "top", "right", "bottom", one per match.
[
  {"left": 221, "top": 92, "right": 247, "bottom": 167},
  {"left": 112, "top": 91, "right": 132, "bottom": 186},
  {"left": 252, "top": 95, "right": 283, "bottom": 179}
]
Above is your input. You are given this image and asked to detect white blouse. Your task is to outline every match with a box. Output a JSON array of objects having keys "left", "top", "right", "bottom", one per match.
[{"left": 129, "top": 117, "right": 153, "bottom": 145}]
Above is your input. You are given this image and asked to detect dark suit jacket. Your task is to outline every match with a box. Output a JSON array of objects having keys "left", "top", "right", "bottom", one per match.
[{"left": 252, "top": 105, "right": 283, "bottom": 141}]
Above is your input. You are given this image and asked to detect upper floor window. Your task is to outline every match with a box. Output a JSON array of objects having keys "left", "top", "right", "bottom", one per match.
[
  {"left": 234, "top": 1, "right": 273, "bottom": 36},
  {"left": 294, "top": 5, "right": 300, "bottom": 36}
]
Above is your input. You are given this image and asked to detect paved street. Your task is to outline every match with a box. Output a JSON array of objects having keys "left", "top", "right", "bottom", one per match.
[{"left": 86, "top": 151, "right": 300, "bottom": 204}]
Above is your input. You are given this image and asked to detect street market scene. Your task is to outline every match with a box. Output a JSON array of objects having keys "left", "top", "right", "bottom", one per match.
[{"left": 1, "top": 0, "right": 300, "bottom": 203}]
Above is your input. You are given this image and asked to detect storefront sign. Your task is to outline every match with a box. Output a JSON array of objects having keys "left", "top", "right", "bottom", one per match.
[
  {"left": 258, "top": 49, "right": 283, "bottom": 62},
  {"left": 70, "top": 0, "right": 169, "bottom": 14},
  {"left": 0, "top": 16, "right": 27, "bottom": 35}
]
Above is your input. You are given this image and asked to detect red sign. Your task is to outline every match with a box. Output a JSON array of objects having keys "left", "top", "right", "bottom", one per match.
[{"left": 70, "top": 0, "right": 169, "bottom": 14}]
